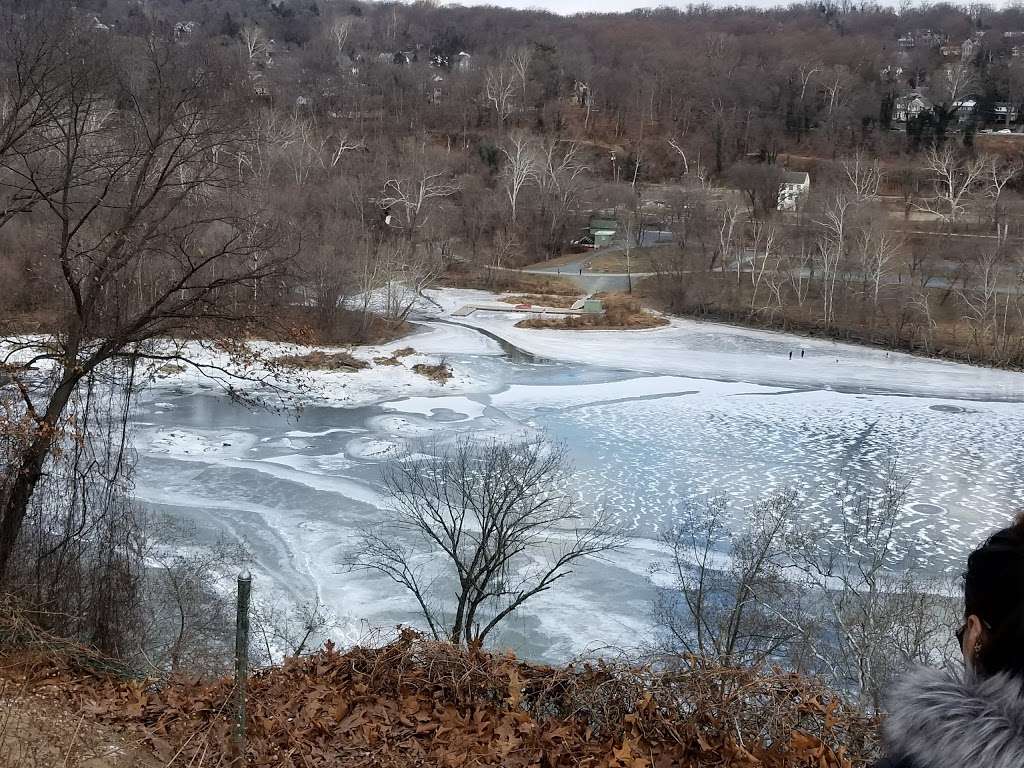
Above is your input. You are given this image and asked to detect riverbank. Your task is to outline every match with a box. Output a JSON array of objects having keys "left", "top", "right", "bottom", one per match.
[
  {"left": 486, "top": 255, "right": 1024, "bottom": 372},
  {"left": 425, "top": 287, "right": 1024, "bottom": 402}
]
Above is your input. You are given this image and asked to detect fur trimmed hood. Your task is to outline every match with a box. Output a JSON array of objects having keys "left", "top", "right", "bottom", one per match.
[{"left": 884, "top": 666, "right": 1024, "bottom": 768}]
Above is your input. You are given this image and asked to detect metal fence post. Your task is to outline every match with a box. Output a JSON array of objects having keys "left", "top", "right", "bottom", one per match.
[{"left": 232, "top": 571, "right": 251, "bottom": 764}]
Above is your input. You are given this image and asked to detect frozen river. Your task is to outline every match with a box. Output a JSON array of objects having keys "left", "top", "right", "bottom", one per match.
[{"left": 131, "top": 290, "right": 1024, "bottom": 662}]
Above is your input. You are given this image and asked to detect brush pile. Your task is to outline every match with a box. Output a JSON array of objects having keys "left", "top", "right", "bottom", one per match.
[{"left": 4, "top": 628, "right": 879, "bottom": 767}]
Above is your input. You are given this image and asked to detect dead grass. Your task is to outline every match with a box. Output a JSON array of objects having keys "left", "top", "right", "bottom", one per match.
[
  {"left": 391, "top": 347, "right": 416, "bottom": 358},
  {"left": 273, "top": 350, "right": 369, "bottom": 371},
  {"left": 155, "top": 364, "right": 186, "bottom": 377},
  {"left": 412, "top": 361, "right": 452, "bottom": 383},
  {"left": 587, "top": 245, "right": 672, "bottom": 274},
  {"left": 500, "top": 294, "right": 581, "bottom": 309},
  {"left": 442, "top": 265, "right": 579, "bottom": 296},
  {"left": 248, "top": 306, "right": 413, "bottom": 347},
  {"left": 373, "top": 356, "right": 401, "bottom": 366},
  {"left": 516, "top": 294, "right": 669, "bottom": 331}
]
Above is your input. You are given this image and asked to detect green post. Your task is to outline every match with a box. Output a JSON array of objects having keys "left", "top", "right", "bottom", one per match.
[{"left": 232, "top": 571, "right": 251, "bottom": 764}]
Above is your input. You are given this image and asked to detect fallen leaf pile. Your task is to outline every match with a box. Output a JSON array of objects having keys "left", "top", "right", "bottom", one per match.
[{"left": 5, "top": 629, "right": 879, "bottom": 767}]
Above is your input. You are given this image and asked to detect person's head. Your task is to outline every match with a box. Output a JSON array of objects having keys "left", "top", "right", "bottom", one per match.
[{"left": 959, "top": 513, "right": 1024, "bottom": 678}]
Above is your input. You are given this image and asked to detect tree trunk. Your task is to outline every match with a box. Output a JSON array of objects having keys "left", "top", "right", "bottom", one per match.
[{"left": 0, "top": 374, "right": 78, "bottom": 585}]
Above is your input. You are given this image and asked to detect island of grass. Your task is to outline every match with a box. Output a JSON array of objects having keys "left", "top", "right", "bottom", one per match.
[{"left": 515, "top": 294, "right": 669, "bottom": 330}]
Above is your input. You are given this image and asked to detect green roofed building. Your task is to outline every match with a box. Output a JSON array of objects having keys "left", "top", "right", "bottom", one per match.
[{"left": 589, "top": 216, "right": 618, "bottom": 247}]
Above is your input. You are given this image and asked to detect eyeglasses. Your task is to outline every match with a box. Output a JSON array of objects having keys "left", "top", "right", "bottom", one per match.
[{"left": 955, "top": 619, "right": 992, "bottom": 648}]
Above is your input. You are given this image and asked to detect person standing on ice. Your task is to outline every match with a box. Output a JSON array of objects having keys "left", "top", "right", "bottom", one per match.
[
  {"left": 875, "top": 513, "right": 1024, "bottom": 768},
  {"left": 788, "top": 351, "right": 792, "bottom": 360}
]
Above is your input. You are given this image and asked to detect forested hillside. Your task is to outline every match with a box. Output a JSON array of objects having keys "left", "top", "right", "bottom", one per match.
[{"left": 1, "top": 1, "right": 1021, "bottom": 765}]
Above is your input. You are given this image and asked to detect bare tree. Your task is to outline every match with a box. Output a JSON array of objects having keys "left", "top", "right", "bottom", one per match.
[
  {"left": 858, "top": 224, "right": 902, "bottom": 310},
  {"left": 533, "top": 139, "right": 588, "bottom": 259},
  {"left": 328, "top": 18, "right": 352, "bottom": 69},
  {"left": 936, "top": 61, "right": 976, "bottom": 107},
  {"left": 842, "top": 152, "right": 884, "bottom": 201},
  {"left": 145, "top": 523, "right": 248, "bottom": 675},
  {"left": 957, "top": 236, "right": 1024, "bottom": 364},
  {"left": 719, "top": 203, "right": 743, "bottom": 278},
  {"left": 508, "top": 46, "right": 532, "bottom": 114},
  {"left": 0, "top": 34, "right": 288, "bottom": 583},
  {"left": 499, "top": 131, "right": 538, "bottom": 228},
  {"left": 652, "top": 471, "right": 959, "bottom": 709},
  {"left": 914, "top": 144, "right": 986, "bottom": 226},
  {"left": 813, "top": 192, "right": 853, "bottom": 327},
  {"left": 251, "top": 597, "right": 339, "bottom": 666},
  {"left": 349, "top": 438, "right": 621, "bottom": 647},
  {"left": 983, "top": 154, "right": 1022, "bottom": 229},
  {"left": 380, "top": 168, "right": 460, "bottom": 234},
  {"left": 749, "top": 220, "right": 779, "bottom": 312},
  {"left": 652, "top": 492, "right": 809, "bottom": 668},
  {"left": 484, "top": 61, "right": 516, "bottom": 127},
  {"left": 728, "top": 162, "right": 783, "bottom": 219},
  {"left": 788, "top": 468, "right": 959, "bottom": 711},
  {"left": 241, "top": 24, "right": 268, "bottom": 66}
]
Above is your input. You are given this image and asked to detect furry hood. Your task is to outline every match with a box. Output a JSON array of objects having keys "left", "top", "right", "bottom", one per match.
[{"left": 884, "top": 666, "right": 1024, "bottom": 768}]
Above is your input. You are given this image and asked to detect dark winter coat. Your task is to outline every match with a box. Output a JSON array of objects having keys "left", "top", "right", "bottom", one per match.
[{"left": 875, "top": 666, "right": 1024, "bottom": 768}]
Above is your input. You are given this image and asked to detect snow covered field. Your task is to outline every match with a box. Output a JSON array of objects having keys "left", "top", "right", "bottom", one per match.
[{"left": 128, "top": 288, "right": 1024, "bottom": 662}]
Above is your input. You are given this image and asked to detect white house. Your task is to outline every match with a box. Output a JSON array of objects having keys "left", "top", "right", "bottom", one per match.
[
  {"left": 778, "top": 171, "right": 810, "bottom": 212},
  {"left": 952, "top": 98, "right": 978, "bottom": 122},
  {"left": 994, "top": 102, "right": 1019, "bottom": 124},
  {"left": 893, "top": 93, "right": 932, "bottom": 123}
]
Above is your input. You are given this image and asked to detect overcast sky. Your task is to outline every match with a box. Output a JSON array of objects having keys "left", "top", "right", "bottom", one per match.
[{"left": 444, "top": 0, "right": 825, "bottom": 14}]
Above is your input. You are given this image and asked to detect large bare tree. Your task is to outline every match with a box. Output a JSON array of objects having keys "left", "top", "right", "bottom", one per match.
[
  {"left": 350, "top": 438, "right": 621, "bottom": 647},
  {"left": 0, "top": 23, "right": 288, "bottom": 583},
  {"left": 914, "top": 145, "right": 986, "bottom": 226}
]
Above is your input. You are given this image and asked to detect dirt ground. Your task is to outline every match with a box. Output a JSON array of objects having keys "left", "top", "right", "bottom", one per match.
[{"left": 0, "top": 684, "right": 157, "bottom": 768}]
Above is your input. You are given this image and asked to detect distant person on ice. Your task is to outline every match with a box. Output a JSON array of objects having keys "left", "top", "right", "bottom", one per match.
[{"left": 876, "top": 513, "right": 1024, "bottom": 768}]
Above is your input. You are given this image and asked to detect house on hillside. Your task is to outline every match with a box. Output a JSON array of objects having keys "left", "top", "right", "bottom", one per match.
[
  {"left": 174, "top": 20, "right": 196, "bottom": 39},
  {"left": 994, "top": 102, "right": 1019, "bottom": 124},
  {"left": 952, "top": 98, "right": 978, "bottom": 123},
  {"left": 777, "top": 171, "right": 810, "bottom": 212},
  {"left": 455, "top": 52, "right": 472, "bottom": 71},
  {"left": 881, "top": 64, "right": 904, "bottom": 83},
  {"left": 893, "top": 92, "right": 932, "bottom": 123},
  {"left": 377, "top": 51, "right": 414, "bottom": 65},
  {"left": 573, "top": 80, "right": 591, "bottom": 107}
]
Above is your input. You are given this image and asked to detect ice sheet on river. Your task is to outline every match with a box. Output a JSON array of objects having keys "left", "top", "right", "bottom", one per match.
[{"left": 127, "top": 288, "right": 1024, "bottom": 663}]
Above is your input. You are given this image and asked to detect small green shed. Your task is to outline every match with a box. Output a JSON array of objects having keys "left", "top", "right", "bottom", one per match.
[{"left": 588, "top": 216, "right": 618, "bottom": 247}]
